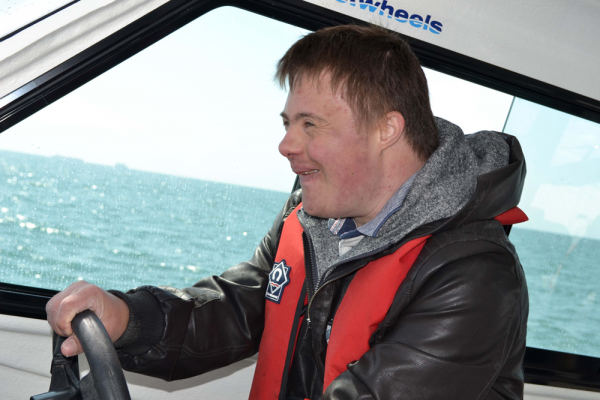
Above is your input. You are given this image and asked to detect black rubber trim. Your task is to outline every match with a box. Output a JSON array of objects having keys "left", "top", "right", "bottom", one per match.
[
  {"left": 525, "top": 347, "right": 600, "bottom": 392},
  {"left": 1, "top": 0, "right": 600, "bottom": 135},
  {"left": 0, "top": 282, "right": 56, "bottom": 320},
  {"left": 72, "top": 310, "right": 131, "bottom": 400},
  {"left": 0, "top": 0, "right": 82, "bottom": 43}
]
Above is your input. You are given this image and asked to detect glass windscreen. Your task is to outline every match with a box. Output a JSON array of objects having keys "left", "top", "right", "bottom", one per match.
[
  {"left": 2, "top": 3, "right": 599, "bottom": 362},
  {"left": 0, "top": 7, "right": 303, "bottom": 291},
  {"left": 0, "top": 5, "right": 514, "bottom": 295},
  {"left": 504, "top": 99, "right": 600, "bottom": 358}
]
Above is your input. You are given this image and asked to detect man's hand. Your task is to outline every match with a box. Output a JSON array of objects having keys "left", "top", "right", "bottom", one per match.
[{"left": 46, "top": 281, "right": 130, "bottom": 357}]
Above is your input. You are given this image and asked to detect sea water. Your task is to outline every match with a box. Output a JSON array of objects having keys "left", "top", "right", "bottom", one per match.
[
  {"left": 0, "top": 150, "right": 598, "bottom": 358},
  {"left": 0, "top": 150, "right": 289, "bottom": 291}
]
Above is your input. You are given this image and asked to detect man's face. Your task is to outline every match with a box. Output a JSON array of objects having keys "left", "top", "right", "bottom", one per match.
[{"left": 279, "top": 76, "right": 385, "bottom": 222}]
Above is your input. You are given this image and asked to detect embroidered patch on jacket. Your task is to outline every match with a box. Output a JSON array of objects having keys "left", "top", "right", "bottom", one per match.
[{"left": 266, "top": 260, "right": 291, "bottom": 304}]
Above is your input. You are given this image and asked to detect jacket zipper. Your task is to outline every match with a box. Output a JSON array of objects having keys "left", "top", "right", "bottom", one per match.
[
  {"left": 305, "top": 261, "right": 367, "bottom": 333},
  {"left": 304, "top": 259, "right": 368, "bottom": 380},
  {"left": 304, "top": 234, "right": 318, "bottom": 336},
  {"left": 304, "top": 232, "right": 429, "bottom": 334}
]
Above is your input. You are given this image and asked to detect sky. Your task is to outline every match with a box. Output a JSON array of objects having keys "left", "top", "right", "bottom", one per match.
[
  {"left": 0, "top": 6, "right": 515, "bottom": 194},
  {"left": 504, "top": 98, "right": 600, "bottom": 240}
]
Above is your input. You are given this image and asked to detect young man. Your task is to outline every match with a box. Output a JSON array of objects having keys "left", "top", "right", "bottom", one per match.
[{"left": 47, "top": 25, "right": 528, "bottom": 399}]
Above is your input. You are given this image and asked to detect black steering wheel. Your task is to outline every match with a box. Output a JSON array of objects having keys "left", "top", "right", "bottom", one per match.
[{"left": 31, "top": 310, "right": 131, "bottom": 400}]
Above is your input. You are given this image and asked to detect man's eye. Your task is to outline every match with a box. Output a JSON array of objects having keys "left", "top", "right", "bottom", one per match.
[{"left": 304, "top": 121, "right": 315, "bottom": 128}]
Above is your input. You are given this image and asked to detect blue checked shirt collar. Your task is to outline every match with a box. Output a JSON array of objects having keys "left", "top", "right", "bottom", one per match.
[{"left": 327, "top": 172, "right": 417, "bottom": 239}]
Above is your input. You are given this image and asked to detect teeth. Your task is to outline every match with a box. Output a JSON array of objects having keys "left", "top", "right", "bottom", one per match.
[{"left": 301, "top": 170, "right": 318, "bottom": 175}]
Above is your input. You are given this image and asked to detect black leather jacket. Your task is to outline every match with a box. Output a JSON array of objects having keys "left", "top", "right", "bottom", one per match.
[{"left": 114, "top": 134, "right": 528, "bottom": 399}]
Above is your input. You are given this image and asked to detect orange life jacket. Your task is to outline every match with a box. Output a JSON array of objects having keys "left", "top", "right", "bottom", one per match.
[{"left": 249, "top": 205, "right": 527, "bottom": 399}]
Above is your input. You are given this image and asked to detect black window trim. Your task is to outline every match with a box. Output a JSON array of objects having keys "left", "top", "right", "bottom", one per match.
[{"left": 0, "top": 0, "right": 599, "bottom": 393}]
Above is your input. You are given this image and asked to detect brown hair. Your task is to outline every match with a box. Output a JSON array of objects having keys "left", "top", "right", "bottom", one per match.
[{"left": 276, "top": 25, "right": 439, "bottom": 160}]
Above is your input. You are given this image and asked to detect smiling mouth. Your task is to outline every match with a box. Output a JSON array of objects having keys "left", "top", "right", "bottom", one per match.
[{"left": 300, "top": 170, "right": 319, "bottom": 176}]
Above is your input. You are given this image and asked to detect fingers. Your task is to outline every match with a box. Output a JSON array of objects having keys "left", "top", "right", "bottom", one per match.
[
  {"left": 47, "top": 281, "right": 85, "bottom": 336},
  {"left": 46, "top": 281, "right": 102, "bottom": 341},
  {"left": 46, "top": 280, "right": 131, "bottom": 357},
  {"left": 62, "top": 335, "right": 84, "bottom": 358}
]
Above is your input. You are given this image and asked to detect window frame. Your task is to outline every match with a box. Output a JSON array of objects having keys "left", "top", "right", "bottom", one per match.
[{"left": 0, "top": 0, "right": 599, "bottom": 393}]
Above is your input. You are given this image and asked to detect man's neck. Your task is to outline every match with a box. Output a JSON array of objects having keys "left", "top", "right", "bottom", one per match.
[{"left": 329, "top": 171, "right": 419, "bottom": 239}]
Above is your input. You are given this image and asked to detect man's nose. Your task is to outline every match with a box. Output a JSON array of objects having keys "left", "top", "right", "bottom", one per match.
[{"left": 278, "top": 125, "right": 302, "bottom": 159}]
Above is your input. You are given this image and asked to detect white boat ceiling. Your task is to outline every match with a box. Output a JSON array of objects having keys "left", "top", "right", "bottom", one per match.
[
  {"left": 308, "top": 0, "right": 600, "bottom": 103},
  {"left": 0, "top": 0, "right": 169, "bottom": 100},
  {"left": 0, "top": 0, "right": 599, "bottom": 104},
  {"left": 0, "top": 0, "right": 76, "bottom": 39}
]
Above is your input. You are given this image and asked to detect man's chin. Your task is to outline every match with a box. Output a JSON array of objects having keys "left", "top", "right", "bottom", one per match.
[
  {"left": 301, "top": 202, "right": 334, "bottom": 219},
  {"left": 301, "top": 202, "right": 322, "bottom": 218}
]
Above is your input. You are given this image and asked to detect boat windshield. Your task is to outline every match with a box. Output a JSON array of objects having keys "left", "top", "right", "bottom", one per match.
[{"left": 0, "top": 2, "right": 599, "bottom": 373}]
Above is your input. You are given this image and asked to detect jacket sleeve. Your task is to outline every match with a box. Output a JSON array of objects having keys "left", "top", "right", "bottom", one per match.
[
  {"left": 324, "top": 239, "right": 528, "bottom": 400},
  {"left": 112, "top": 190, "right": 302, "bottom": 381}
]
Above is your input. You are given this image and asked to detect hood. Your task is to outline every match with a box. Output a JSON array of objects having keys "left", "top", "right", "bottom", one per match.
[{"left": 298, "top": 117, "right": 526, "bottom": 277}]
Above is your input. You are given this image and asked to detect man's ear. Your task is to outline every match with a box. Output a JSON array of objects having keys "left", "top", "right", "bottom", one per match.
[{"left": 378, "top": 111, "right": 405, "bottom": 151}]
